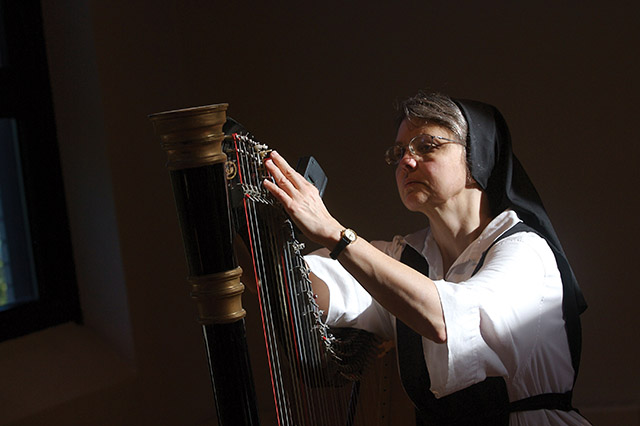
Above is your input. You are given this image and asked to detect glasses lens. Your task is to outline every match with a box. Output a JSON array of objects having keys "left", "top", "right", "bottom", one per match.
[
  {"left": 384, "top": 145, "right": 404, "bottom": 165},
  {"left": 411, "top": 135, "right": 436, "bottom": 156}
]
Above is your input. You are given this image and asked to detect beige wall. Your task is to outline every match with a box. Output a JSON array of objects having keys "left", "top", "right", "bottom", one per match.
[{"left": 1, "top": 1, "right": 638, "bottom": 424}]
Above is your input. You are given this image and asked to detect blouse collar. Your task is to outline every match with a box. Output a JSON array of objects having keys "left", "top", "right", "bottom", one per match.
[{"left": 404, "top": 209, "right": 521, "bottom": 280}]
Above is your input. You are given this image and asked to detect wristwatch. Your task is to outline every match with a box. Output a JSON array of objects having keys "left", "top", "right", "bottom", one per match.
[{"left": 329, "top": 228, "right": 358, "bottom": 260}]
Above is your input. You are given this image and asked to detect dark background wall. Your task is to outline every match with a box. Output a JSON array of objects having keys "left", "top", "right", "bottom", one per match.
[{"left": 1, "top": 1, "right": 638, "bottom": 425}]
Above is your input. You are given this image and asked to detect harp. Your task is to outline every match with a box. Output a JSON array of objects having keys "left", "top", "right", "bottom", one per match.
[{"left": 149, "top": 104, "right": 390, "bottom": 425}]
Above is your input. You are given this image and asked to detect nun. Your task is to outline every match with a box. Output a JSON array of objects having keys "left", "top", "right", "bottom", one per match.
[{"left": 263, "top": 91, "right": 589, "bottom": 425}]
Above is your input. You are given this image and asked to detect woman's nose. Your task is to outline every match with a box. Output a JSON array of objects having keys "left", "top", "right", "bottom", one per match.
[{"left": 398, "top": 149, "right": 418, "bottom": 170}]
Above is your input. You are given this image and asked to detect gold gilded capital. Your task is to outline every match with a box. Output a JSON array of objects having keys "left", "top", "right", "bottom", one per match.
[
  {"left": 149, "top": 103, "right": 229, "bottom": 170},
  {"left": 188, "top": 267, "right": 246, "bottom": 325}
]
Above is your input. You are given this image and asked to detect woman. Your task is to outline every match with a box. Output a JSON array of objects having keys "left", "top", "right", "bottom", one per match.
[{"left": 263, "top": 92, "right": 589, "bottom": 425}]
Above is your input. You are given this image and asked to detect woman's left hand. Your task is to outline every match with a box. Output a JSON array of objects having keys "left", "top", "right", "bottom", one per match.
[{"left": 263, "top": 151, "right": 342, "bottom": 249}]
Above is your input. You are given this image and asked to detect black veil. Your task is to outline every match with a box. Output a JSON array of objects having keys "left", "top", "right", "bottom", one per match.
[{"left": 454, "top": 99, "right": 587, "bottom": 377}]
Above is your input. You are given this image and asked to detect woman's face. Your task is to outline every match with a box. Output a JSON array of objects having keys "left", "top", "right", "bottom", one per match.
[{"left": 394, "top": 119, "right": 469, "bottom": 214}]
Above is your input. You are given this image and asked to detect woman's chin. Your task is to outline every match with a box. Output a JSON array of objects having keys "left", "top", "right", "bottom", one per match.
[{"left": 401, "top": 193, "right": 430, "bottom": 212}]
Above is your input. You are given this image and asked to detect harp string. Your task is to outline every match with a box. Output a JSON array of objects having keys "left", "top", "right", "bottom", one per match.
[
  {"left": 282, "top": 231, "right": 338, "bottom": 425},
  {"left": 234, "top": 136, "right": 290, "bottom": 424},
  {"left": 258, "top": 150, "right": 315, "bottom": 424},
  {"left": 259, "top": 185, "right": 298, "bottom": 424},
  {"left": 237, "top": 136, "right": 294, "bottom": 424},
  {"left": 258, "top": 148, "right": 338, "bottom": 425},
  {"left": 230, "top": 133, "right": 367, "bottom": 425}
]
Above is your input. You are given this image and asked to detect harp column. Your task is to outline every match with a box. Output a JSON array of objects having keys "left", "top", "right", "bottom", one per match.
[{"left": 150, "top": 104, "right": 260, "bottom": 426}]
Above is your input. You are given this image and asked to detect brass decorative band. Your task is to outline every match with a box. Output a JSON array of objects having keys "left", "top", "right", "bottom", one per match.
[
  {"left": 149, "top": 103, "right": 229, "bottom": 170},
  {"left": 189, "top": 267, "right": 246, "bottom": 324}
]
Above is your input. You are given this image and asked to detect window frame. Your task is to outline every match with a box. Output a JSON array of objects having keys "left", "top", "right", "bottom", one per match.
[{"left": 0, "top": 0, "right": 81, "bottom": 341}]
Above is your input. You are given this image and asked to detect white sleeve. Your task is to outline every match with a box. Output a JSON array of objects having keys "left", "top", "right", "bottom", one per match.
[
  {"left": 304, "top": 242, "right": 398, "bottom": 341},
  {"left": 428, "top": 233, "right": 569, "bottom": 399}
]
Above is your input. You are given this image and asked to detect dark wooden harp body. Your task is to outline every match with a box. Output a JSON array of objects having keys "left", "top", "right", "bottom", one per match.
[{"left": 149, "top": 104, "right": 384, "bottom": 426}]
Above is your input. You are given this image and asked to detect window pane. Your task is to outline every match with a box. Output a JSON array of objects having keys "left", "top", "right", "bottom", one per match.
[
  {"left": 0, "top": 1, "right": 5, "bottom": 67},
  {"left": 0, "top": 118, "right": 38, "bottom": 309},
  {"left": 0, "top": 1, "right": 80, "bottom": 340},
  {"left": 0, "top": 195, "right": 7, "bottom": 304}
]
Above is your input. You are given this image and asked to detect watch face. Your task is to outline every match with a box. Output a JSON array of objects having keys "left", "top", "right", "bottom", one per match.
[{"left": 344, "top": 229, "right": 357, "bottom": 242}]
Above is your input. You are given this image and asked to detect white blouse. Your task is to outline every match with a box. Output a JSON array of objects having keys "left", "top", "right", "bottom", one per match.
[{"left": 304, "top": 210, "right": 591, "bottom": 425}]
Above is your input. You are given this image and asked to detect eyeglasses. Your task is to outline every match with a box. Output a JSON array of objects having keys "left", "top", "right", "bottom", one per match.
[{"left": 384, "top": 134, "right": 465, "bottom": 165}]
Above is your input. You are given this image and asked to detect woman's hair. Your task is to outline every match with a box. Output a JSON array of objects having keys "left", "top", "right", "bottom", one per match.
[{"left": 396, "top": 91, "right": 468, "bottom": 145}]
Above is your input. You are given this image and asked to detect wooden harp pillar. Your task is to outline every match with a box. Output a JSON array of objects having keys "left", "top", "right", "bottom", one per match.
[{"left": 149, "top": 104, "right": 260, "bottom": 425}]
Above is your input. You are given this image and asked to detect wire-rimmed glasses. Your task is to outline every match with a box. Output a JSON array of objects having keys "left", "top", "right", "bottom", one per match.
[{"left": 384, "top": 134, "right": 465, "bottom": 165}]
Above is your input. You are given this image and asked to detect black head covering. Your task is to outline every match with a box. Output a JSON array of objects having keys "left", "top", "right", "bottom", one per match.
[{"left": 453, "top": 99, "right": 587, "bottom": 377}]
